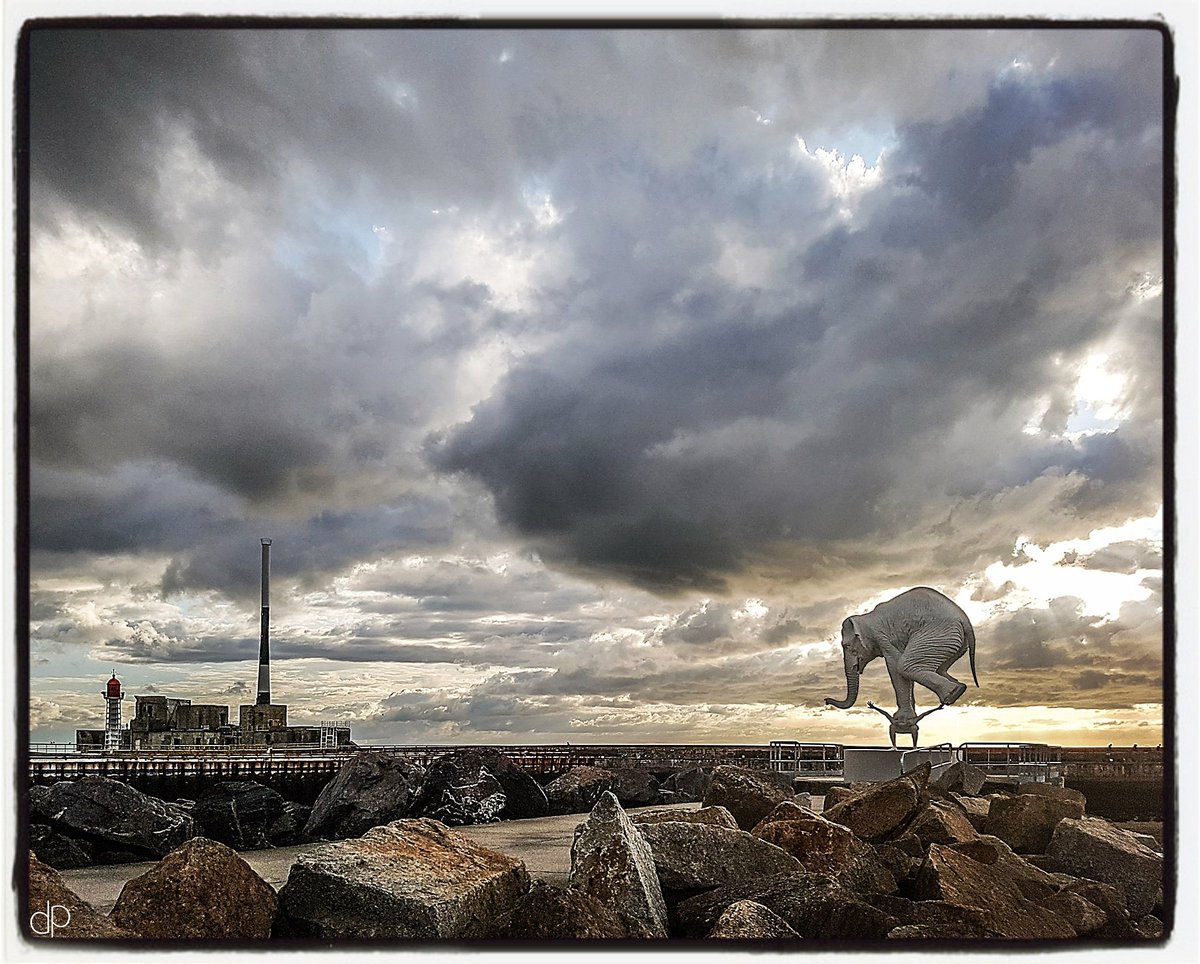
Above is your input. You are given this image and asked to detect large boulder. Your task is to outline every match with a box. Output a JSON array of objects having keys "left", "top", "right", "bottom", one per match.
[
  {"left": 569, "top": 792, "right": 668, "bottom": 938},
  {"left": 674, "top": 871, "right": 897, "bottom": 940},
  {"left": 29, "top": 824, "right": 93, "bottom": 870},
  {"left": 26, "top": 853, "right": 130, "bottom": 939},
  {"left": 493, "top": 880, "right": 628, "bottom": 939},
  {"left": 275, "top": 818, "right": 530, "bottom": 939},
  {"left": 109, "top": 837, "right": 278, "bottom": 939},
  {"left": 1046, "top": 816, "right": 1163, "bottom": 918},
  {"left": 29, "top": 777, "right": 193, "bottom": 860},
  {"left": 303, "top": 752, "right": 423, "bottom": 840},
  {"left": 751, "top": 800, "right": 819, "bottom": 830},
  {"left": 750, "top": 813, "right": 895, "bottom": 895},
  {"left": 545, "top": 766, "right": 616, "bottom": 816},
  {"left": 820, "top": 764, "right": 930, "bottom": 842},
  {"left": 961, "top": 834, "right": 1067, "bottom": 901},
  {"left": 192, "top": 781, "right": 287, "bottom": 850},
  {"left": 913, "top": 844, "right": 1075, "bottom": 938},
  {"left": 929, "top": 761, "right": 987, "bottom": 796},
  {"left": 661, "top": 767, "right": 711, "bottom": 802},
  {"left": 632, "top": 806, "right": 738, "bottom": 830},
  {"left": 708, "top": 900, "right": 800, "bottom": 939},
  {"left": 639, "top": 821, "right": 802, "bottom": 892},
  {"left": 702, "top": 766, "right": 792, "bottom": 831},
  {"left": 412, "top": 749, "right": 548, "bottom": 824},
  {"left": 985, "top": 793, "right": 1083, "bottom": 854}
]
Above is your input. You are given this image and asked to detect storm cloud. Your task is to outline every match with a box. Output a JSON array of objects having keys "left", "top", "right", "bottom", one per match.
[{"left": 26, "top": 25, "right": 1168, "bottom": 745}]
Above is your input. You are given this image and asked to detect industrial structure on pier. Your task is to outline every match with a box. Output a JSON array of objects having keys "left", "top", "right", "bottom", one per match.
[{"left": 75, "top": 539, "right": 351, "bottom": 751}]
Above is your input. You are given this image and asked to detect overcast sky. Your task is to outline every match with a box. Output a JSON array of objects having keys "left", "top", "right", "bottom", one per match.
[{"left": 26, "top": 25, "right": 1166, "bottom": 747}]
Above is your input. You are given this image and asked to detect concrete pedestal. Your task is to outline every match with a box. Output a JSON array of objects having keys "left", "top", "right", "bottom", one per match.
[{"left": 843, "top": 746, "right": 958, "bottom": 783}]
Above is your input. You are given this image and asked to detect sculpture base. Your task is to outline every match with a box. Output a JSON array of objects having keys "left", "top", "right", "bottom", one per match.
[{"left": 843, "top": 745, "right": 958, "bottom": 783}]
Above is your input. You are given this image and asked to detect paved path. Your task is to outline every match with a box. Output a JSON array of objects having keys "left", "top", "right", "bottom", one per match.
[{"left": 60, "top": 803, "right": 701, "bottom": 914}]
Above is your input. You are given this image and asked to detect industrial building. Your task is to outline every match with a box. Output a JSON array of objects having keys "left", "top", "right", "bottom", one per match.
[{"left": 75, "top": 539, "right": 351, "bottom": 751}]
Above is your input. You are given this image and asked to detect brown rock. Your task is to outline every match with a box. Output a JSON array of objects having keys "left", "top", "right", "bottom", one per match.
[
  {"left": 964, "top": 834, "right": 1065, "bottom": 900},
  {"left": 674, "top": 871, "right": 897, "bottom": 939},
  {"left": 702, "top": 766, "right": 792, "bottom": 831},
  {"left": 752, "top": 814, "right": 895, "bottom": 895},
  {"left": 110, "top": 837, "right": 277, "bottom": 939},
  {"left": 930, "top": 761, "right": 988, "bottom": 796},
  {"left": 950, "top": 793, "right": 990, "bottom": 831},
  {"left": 1043, "top": 890, "right": 1109, "bottom": 936},
  {"left": 821, "top": 764, "right": 930, "bottom": 842},
  {"left": 707, "top": 899, "right": 800, "bottom": 939},
  {"left": 985, "top": 793, "right": 1083, "bottom": 854},
  {"left": 545, "top": 766, "right": 616, "bottom": 816},
  {"left": 914, "top": 844, "right": 1075, "bottom": 938},
  {"left": 26, "top": 853, "right": 130, "bottom": 940},
  {"left": 750, "top": 799, "right": 818, "bottom": 832},
  {"left": 1063, "top": 881, "right": 1137, "bottom": 938},
  {"left": 823, "top": 784, "right": 869, "bottom": 808},
  {"left": 1046, "top": 816, "right": 1163, "bottom": 918},
  {"left": 906, "top": 800, "right": 980, "bottom": 847},
  {"left": 493, "top": 880, "right": 628, "bottom": 939},
  {"left": 867, "top": 893, "right": 988, "bottom": 936},
  {"left": 632, "top": 805, "right": 737, "bottom": 830},
  {"left": 639, "top": 821, "right": 801, "bottom": 891},
  {"left": 569, "top": 792, "right": 667, "bottom": 938},
  {"left": 275, "top": 819, "right": 530, "bottom": 939},
  {"left": 1017, "top": 782, "right": 1086, "bottom": 809},
  {"left": 1133, "top": 915, "right": 1164, "bottom": 939}
]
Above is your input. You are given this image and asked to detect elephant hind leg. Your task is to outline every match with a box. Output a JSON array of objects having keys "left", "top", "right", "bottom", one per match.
[{"left": 901, "top": 632, "right": 967, "bottom": 704}]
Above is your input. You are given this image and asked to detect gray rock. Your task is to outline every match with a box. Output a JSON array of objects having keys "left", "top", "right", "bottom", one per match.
[
  {"left": 110, "top": 837, "right": 278, "bottom": 939},
  {"left": 702, "top": 766, "right": 792, "bottom": 831},
  {"left": 569, "top": 792, "right": 668, "bottom": 938},
  {"left": 412, "top": 749, "right": 547, "bottom": 824},
  {"left": 985, "top": 793, "right": 1083, "bottom": 854},
  {"left": 708, "top": 899, "right": 800, "bottom": 939},
  {"left": 639, "top": 821, "right": 802, "bottom": 891},
  {"left": 1046, "top": 816, "right": 1163, "bottom": 918},
  {"left": 632, "top": 805, "right": 738, "bottom": 830},
  {"left": 493, "top": 880, "right": 628, "bottom": 939},
  {"left": 29, "top": 823, "right": 93, "bottom": 869},
  {"left": 269, "top": 801, "right": 312, "bottom": 846},
  {"left": 674, "top": 871, "right": 897, "bottom": 939},
  {"left": 608, "top": 767, "right": 660, "bottom": 807},
  {"left": 303, "top": 752, "right": 423, "bottom": 840},
  {"left": 275, "top": 818, "right": 530, "bottom": 939},
  {"left": 29, "top": 777, "right": 193, "bottom": 860},
  {"left": 193, "top": 781, "right": 286, "bottom": 850},
  {"left": 661, "top": 767, "right": 710, "bottom": 802},
  {"left": 545, "top": 766, "right": 616, "bottom": 816}
]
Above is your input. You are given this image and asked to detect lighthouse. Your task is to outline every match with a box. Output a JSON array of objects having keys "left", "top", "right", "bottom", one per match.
[{"left": 103, "top": 672, "right": 124, "bottom": 752}]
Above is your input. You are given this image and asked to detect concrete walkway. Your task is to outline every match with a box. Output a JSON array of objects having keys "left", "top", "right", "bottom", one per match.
[{"left": 59, "top": 803, "right": 701, "bottom": 914}]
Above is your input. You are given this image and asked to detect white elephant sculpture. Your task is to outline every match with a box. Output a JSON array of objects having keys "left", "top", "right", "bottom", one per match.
[{"left": 825, "top": 587, "right": 978, "bottom": 736}]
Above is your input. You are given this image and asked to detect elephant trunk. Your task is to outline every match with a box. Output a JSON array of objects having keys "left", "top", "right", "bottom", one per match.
[{"left": 824, "top": 651, "right": 860, "bottom": 709}]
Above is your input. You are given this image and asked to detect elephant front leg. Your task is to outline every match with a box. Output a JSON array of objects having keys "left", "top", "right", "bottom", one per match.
[{"left": 883, "top": 655, "right": 917, "bottom": 716}]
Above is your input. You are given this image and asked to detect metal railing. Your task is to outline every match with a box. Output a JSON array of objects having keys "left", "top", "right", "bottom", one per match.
[{"left": 768, "top": 741, "right": 845, "bottom": 775}]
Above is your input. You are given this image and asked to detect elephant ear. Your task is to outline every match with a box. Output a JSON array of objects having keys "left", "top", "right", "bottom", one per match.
[{"left": 843, "top": 616, "right": 862, "bottom": 641}]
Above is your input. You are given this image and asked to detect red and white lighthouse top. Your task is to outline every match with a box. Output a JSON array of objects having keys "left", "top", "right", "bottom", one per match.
[{"left": 105, "top": 673, "right": 122, "bottom": 698}]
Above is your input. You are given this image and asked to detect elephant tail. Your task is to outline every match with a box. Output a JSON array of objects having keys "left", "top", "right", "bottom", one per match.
[{"left": 966, "top": 621, "right": 978, "bottom": 687}]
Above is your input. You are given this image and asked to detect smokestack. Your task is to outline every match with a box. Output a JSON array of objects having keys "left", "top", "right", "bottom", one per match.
[{"left": 257, "top": 538, "right": 271, "bottom": 705}]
